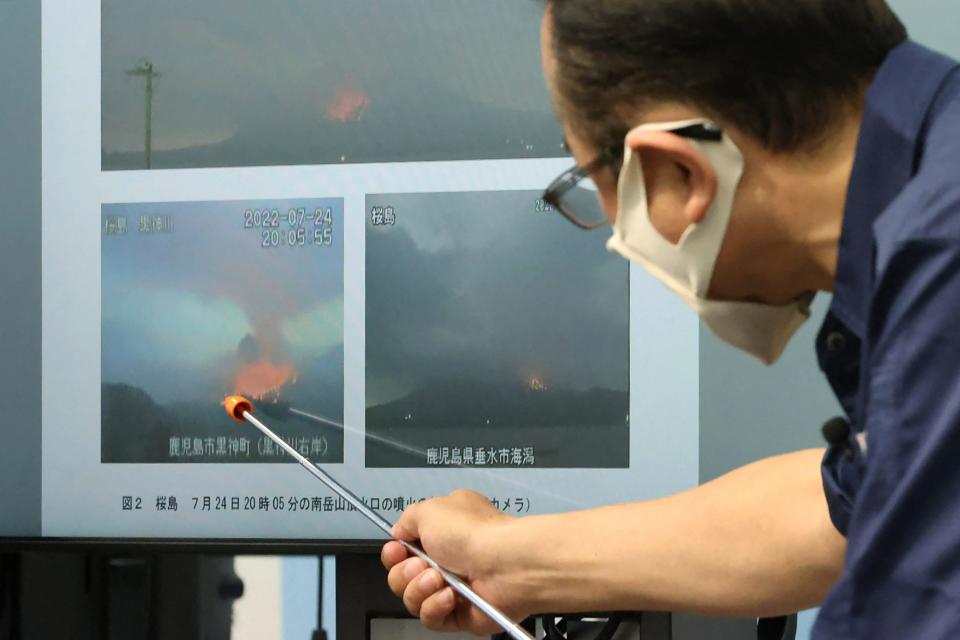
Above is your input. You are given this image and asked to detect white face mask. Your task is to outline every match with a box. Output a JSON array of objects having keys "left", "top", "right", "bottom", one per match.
[{"left": 606, "top": 118, "right": 812, "bottom": 365}]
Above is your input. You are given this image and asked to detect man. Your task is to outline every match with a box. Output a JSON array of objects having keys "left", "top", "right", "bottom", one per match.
[{"left": 382, "top": 1, "right": 960, "bottom": 637}]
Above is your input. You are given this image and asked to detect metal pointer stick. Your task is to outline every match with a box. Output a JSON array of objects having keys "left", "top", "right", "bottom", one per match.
[{"left": 223, "top": 396, "right": 534, "bottom": 640}]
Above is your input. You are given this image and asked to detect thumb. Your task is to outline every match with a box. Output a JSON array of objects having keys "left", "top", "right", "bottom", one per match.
[{"left": 392, "top": 503, "right": 422, "bottom": 542}]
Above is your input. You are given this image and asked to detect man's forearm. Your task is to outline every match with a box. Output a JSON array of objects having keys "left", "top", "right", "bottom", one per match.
[{"left": 492, "top": 449, "right": 845, "bottom": 618}]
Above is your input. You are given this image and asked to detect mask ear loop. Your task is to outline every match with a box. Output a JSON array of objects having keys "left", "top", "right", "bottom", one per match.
[{"left": 613, "top": 118, "right": 744, "bottom": 299}]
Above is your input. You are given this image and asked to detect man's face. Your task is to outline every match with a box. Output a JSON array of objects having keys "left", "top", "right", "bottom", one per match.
[
  {"left": 538, "top": 7, "right": 848, "bottom": 314},
  {"left": 540, "top": 11, "right": 621, "bottom": 226},
  {"left": 539, "top": 10, "right": 706, "bottom": 246}
]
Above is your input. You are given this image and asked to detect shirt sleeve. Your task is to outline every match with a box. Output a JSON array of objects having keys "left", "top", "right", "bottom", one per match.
[
  {"left": 821, "top": 441, "right": 861, "bottom": 537},
  {"left": 841, "top": 237, "right": 960, "bottom": 634}
]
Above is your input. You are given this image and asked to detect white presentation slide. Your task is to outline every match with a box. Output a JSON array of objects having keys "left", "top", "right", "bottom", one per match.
[{"left": 39, "top": 0, "right": 699, "bottom": 540}]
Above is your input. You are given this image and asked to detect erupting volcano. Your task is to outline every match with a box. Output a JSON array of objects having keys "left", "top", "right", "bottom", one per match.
[
  {"left": 233, "top": 332, "right": 297, "bottom": 400},
  {"left": 235, "top": 359, "right": 296, "bottom": 400},
  {"left": 325, "top": 83, "right": 370, "bottom": 123}
]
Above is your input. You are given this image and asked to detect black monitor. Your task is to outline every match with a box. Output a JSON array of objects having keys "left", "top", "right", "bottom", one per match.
[{"left": 1, "top": 0, "right": 700, "bottom": 550}]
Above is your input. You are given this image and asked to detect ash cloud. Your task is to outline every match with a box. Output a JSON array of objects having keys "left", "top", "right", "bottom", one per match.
[
  {"left": 101, "top": 199, "right": 344, "bottom": 405},
  {"left": 365, "top": 191, "right": 628, "bottom": 407}
]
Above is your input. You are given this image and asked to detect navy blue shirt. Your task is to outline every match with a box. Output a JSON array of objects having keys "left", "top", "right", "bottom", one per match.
[{"left": 812, "top": 42, "right": 960, "bottom": 639}]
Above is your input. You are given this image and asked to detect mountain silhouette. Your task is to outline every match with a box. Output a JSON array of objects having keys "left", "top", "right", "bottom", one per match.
[
  {"left": 101, "top": 382, "right": 176, "bottom": 461},
  {"left": 101, "top": 376, "right": 344, "bottom": 463},
  {"left": 103, "top": 74, "right": 563, "bottom": 171},
  {"left": 366, "top": 379, "right": 628, "bottom": 430}
]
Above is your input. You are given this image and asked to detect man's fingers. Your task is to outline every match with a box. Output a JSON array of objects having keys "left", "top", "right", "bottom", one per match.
[
  {"left": 392, "top": 503, "right": 421, "bottom": 541},
  {"left": 381, "top": 540, "right": 408, "bottom": 571},
  {"left": 402, "top": 567, "right": 445, "bottom": 618},
  {"left": 420, "top": 586, "right": 459, "bottom": 632},
  {"left": 387, "top": 557, "right": 425, "bottom": 600},
  {"left": 457, "top": 600, "right": 505, "bottom": 636}
]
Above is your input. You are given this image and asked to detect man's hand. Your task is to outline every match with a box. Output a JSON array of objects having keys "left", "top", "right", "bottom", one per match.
[
  {"left": 383, "top": 450, "right": 845, "bottom": 634},
  {"left": 381, "top": 489, "right": 528, "bottom": 635}
]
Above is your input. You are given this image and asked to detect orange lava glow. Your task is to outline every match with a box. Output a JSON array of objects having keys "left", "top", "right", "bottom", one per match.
[
  {"left": 528, "top": 376, "right": 547, "bottom": 392},
  {"left": 325, "top": 85, "right": 370, "bottom": 123},
  {"left": 235, "top": 359, "right": 296, "bottom": 400}
]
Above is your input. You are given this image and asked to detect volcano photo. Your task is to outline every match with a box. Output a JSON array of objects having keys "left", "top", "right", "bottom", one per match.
[
  {"left": 365, "top": 190, "right": 630, "bottom": 469},
  {"left": 100, "top": 198, "right": 345, "bottom": 463},
  {"left": 101, "top": 0, "right": 562, "bottom": 170}
]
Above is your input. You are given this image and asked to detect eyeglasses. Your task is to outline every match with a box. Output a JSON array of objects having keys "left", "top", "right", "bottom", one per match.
[{"left": 541, "top": 123, "right": 724, "bottom": 231}]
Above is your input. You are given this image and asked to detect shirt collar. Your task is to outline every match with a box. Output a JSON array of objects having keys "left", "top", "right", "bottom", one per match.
[{"left": 830, "top": 41, "right": 959, "bottom": 337}]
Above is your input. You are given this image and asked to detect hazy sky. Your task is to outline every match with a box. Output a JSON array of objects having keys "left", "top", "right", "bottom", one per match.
[
  {"left": 102, "top": 0, "right": 561, "bottom": 166},
  {"left": 101, "top": 199, "right": 344, "bottom": 405},
  {"left": 365, "top": 190, "right": 629, "bottom": 406}
]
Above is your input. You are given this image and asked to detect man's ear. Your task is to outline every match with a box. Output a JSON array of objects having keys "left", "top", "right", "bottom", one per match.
[{"left": 624, "top": 128, "right": 718, "bottom": 243}]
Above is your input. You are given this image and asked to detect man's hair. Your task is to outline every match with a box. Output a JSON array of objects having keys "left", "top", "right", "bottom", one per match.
[{"left": 547, "top": 0, "right": 907, "bottom": 152}]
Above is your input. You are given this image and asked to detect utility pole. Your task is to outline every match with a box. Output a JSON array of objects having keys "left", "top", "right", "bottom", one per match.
[{"left": 127, "top": 61, "right": 161, "bottom": 169}]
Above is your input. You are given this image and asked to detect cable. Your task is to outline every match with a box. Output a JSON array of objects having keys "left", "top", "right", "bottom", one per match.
[
  {"left": 758, "top": 615, "right": 796, "bottom": 640},
  {"left": 313, "top": 555, "right": 327, "bottom": 640},
  {"left": 543, "top": 616, "right": 566, "bottom": 639},
  {"left": 145, "top": 556, "right": 157, "bottom": 640},
  {"left": 541, "top": 614, "right": 624, "bottom": 640},
  {"left": 0, "top": 556, "right": 6, "bottom": 636},
  {"left": 0, "top": 554, "right": 15, "bottom": 640}
]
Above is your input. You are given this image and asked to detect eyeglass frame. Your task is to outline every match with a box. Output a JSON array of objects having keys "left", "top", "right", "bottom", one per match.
[{"left": 541, "top": 123, "right": 725, "bottom": 230}]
